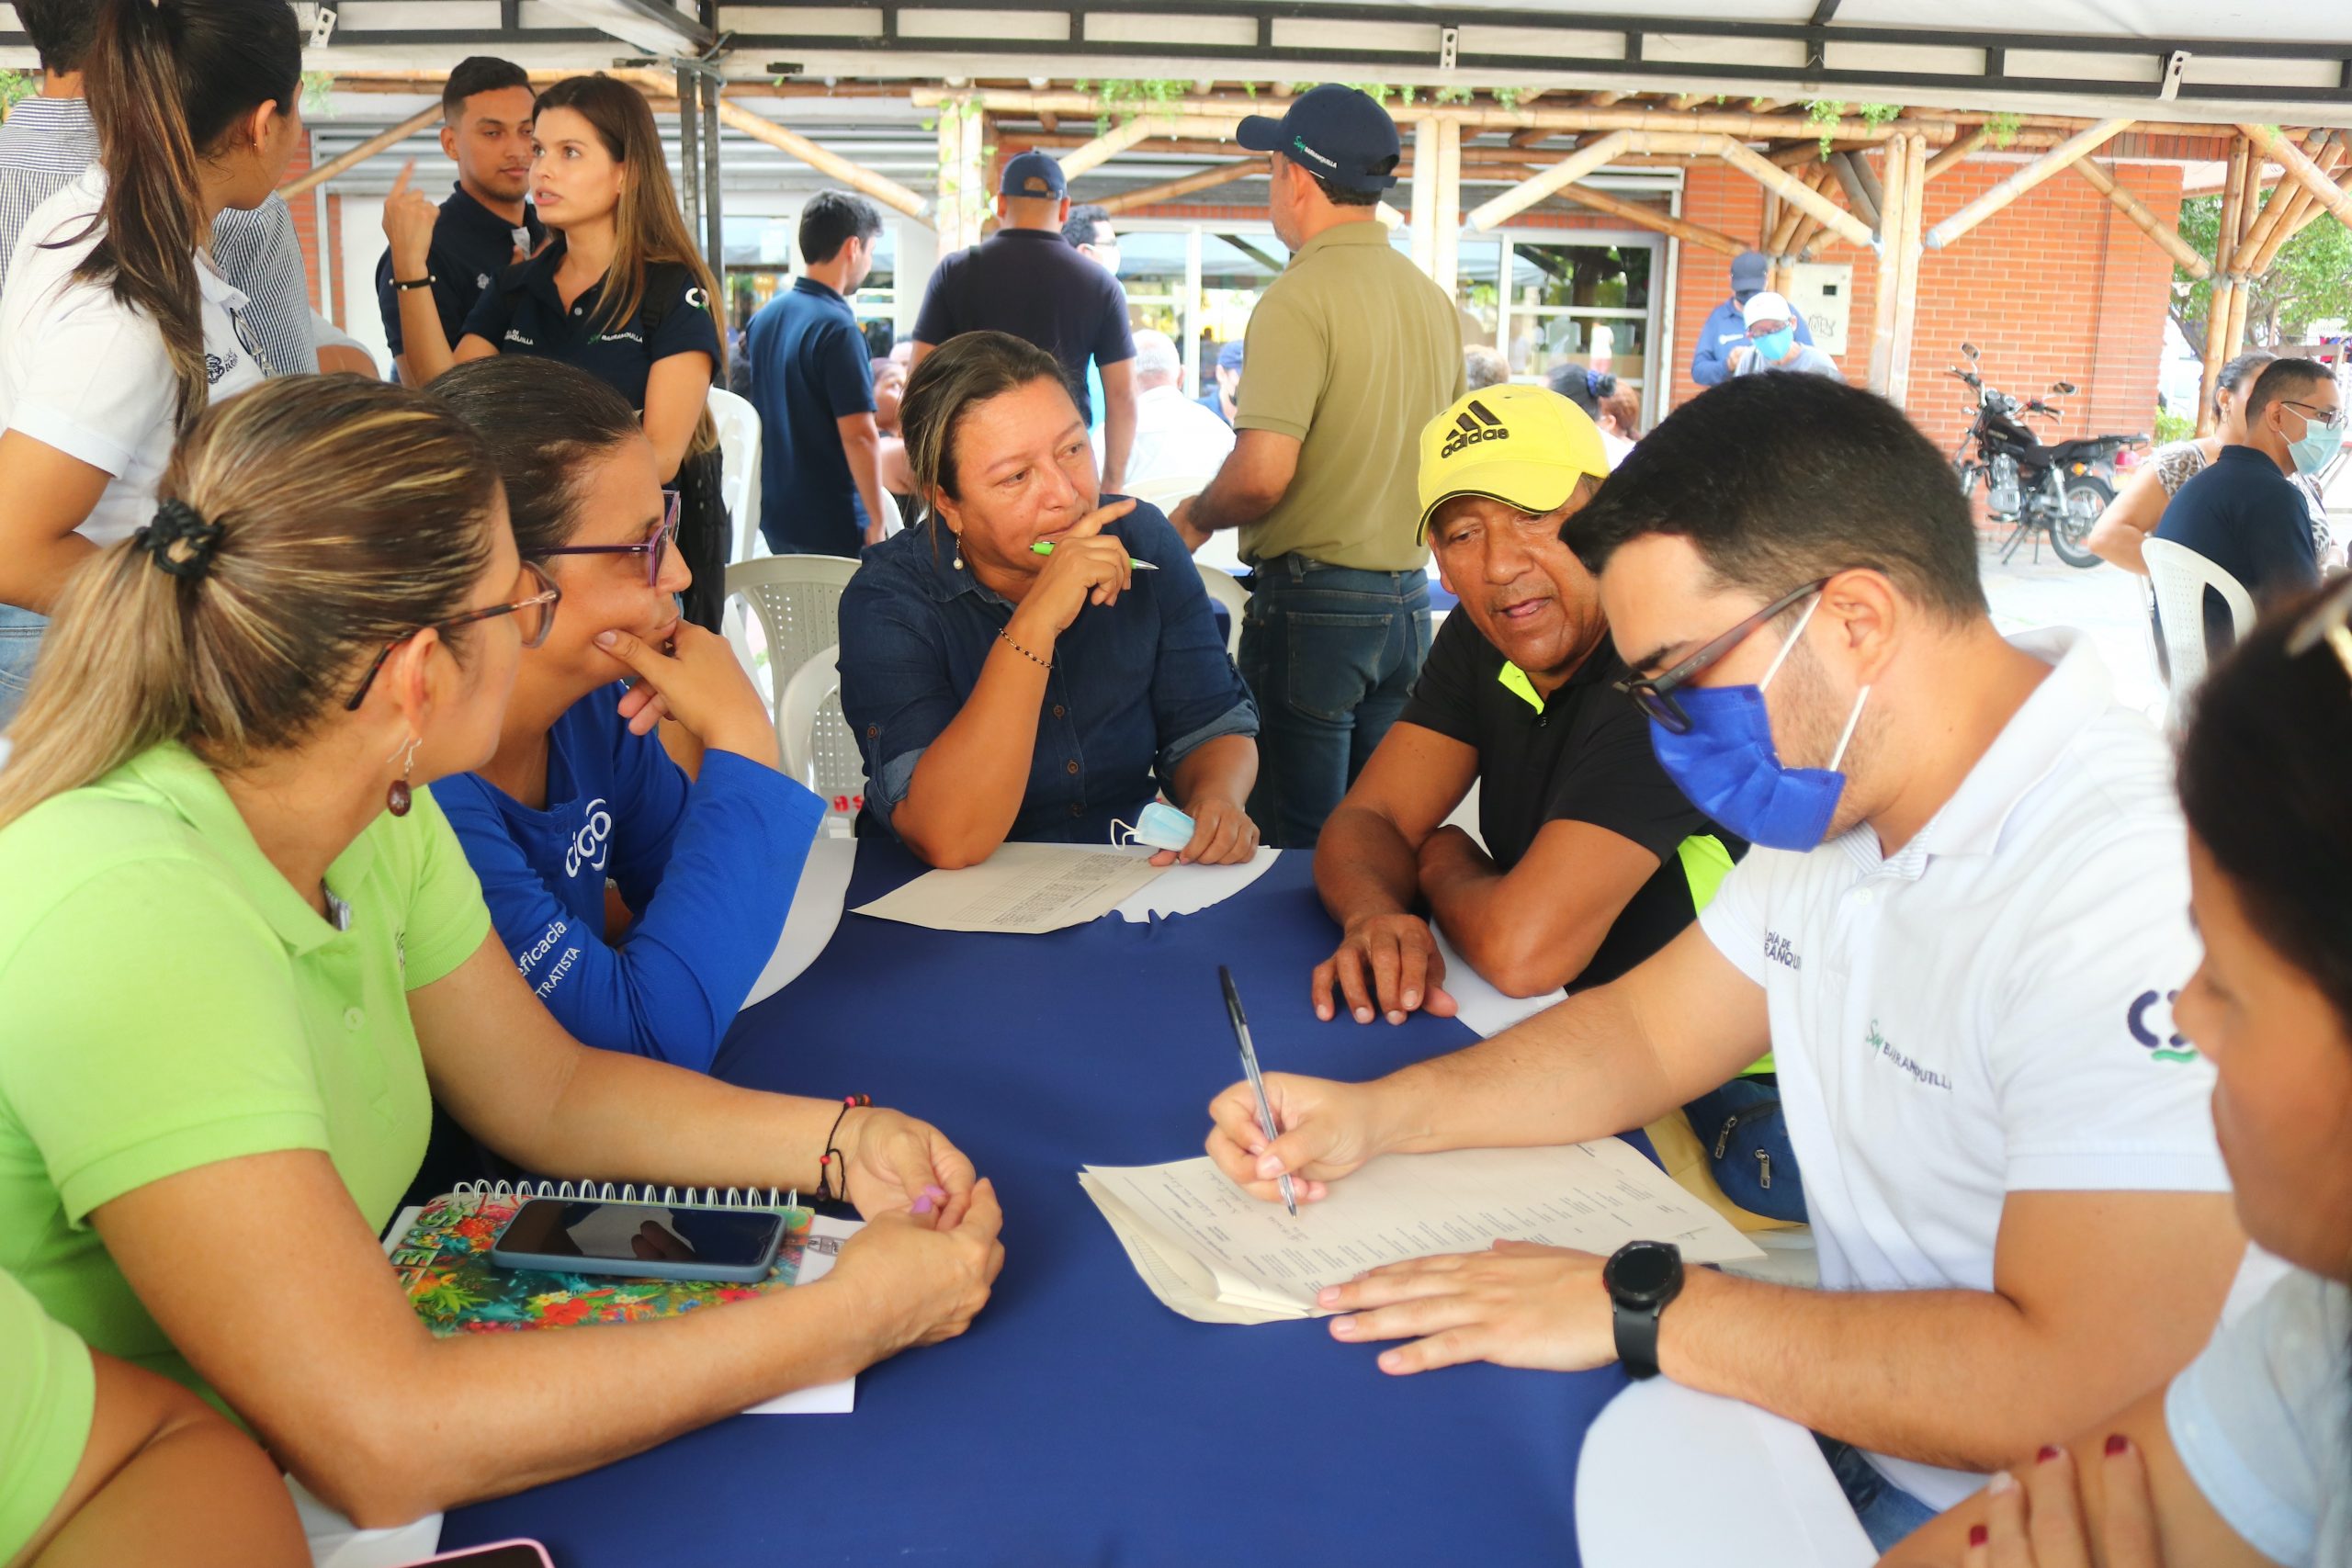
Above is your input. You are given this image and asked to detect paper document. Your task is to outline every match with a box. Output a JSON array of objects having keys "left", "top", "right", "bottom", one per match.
[
  {"left": 1081, "top": 1142, "right": 1763, "bottom": 1325},
  {"left": 743, "top": 1213, "right": 859, "bottom": 1415},
  {"left": 742, "top": 837, "right": 856, "bottom": 1008},
  {"left": 852, "top": 842, "right": 1167, "bottom": 933}
]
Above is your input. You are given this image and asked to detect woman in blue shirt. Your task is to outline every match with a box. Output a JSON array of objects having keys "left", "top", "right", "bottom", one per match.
[
  {"left": 1883, "top": 584, "right": 2352, "bottom": 1565},
  {"left": 431, "top": 357, "right": 821, "bottom": 1069},
  {"left": 839, "top": 330, "right": 1261, "bottom": 870}
]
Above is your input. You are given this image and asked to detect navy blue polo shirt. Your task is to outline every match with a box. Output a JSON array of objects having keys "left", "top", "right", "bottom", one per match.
[
  {"left": 459, "top": 238, "right": 721, "bottom": 411},
  {"left": 745, "top": 277, "right": 876, "bottom": 557},
  {"left": 910, "top": 228, "right": 1135, "bottom": 424},
  {"left": 2151, "top": 443, "right": 2321, "bottom": 651},
  {"left": 373, "top": 183, "right": 543, "bottom": 372},
  {"left": 837, "top": 502, "right": 1258, "bottom": 848}
]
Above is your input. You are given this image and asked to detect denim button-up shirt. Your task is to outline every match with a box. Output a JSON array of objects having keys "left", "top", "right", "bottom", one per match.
[{"left": 838, "top": 500, "right": 1259, "bottom": 846}]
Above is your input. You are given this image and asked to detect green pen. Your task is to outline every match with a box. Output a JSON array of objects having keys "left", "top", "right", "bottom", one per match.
[{"left": 1032, "top": 541, "right": 1159, "bottom": 570}]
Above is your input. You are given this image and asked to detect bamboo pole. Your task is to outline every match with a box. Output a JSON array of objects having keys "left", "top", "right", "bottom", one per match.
[
  {"left": 278, "top": 106, "right": 442, "bottom": 197},
  {"left": 1866, "top": 131, "right": 1915, "bottom": 396},
  {"left": 1464, "top": 130, "right": 1634, "bottom": 230},
  {"left": 1828, "top": 151, "right": 1882, "bottom": 231},
  {"left": 1889, "top": 132, "right": 1929, "bottom": 404},
  {"left": 1432, "top": 118, "right": 1463, "bottom": 297},
  {"left": 1764, "top": 165, "right": 1815, "bottom": 256},
  {"left": 2272, "top": 147, "right": 2352, "bottom": 254},
  {"left": 1056, "top": 114, "right": 1164, "bottom": 180},
  {"left": 1408, "top": 119, "right": 1438, "bottom": 279},
  {"left": 1558, "top": 184, "right": 1747, "bottom": 257},
  {"left": 2232, "top": 132, "right": 2333, "bottom": 272},
  {"left": 711, "top": 98, "right": 933, "bottom": 223},
  {"left": 1587, "top": 91, "right": 1628, "bottom": 108},
  {"left": 1923, "top": 118, "right": 2132, "bottom": 249},
  {"left": 2199, "top": 136, "right": 2252, "bottom": 434},
  {"left": 1922, "top": 125, "right": 1992, "bottom": 182},
  {"left": 1717, "top": 137, "right": 1879, "bottom": 251},
  {"left": 2071, "top": 157, "right": 2211, "bottom": 279},
  {"left": 2239, "top": 123, "right": 2352, "bottom": 239},
  {"left": 1098, "top": 161, "right": 1255, "bottom": 214}
]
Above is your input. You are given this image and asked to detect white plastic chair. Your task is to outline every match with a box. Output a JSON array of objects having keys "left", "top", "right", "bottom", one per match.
[
  {"left": 873, "top": 487, "right": 905, "bottom": 538},
  {"left": 776, "top": 643, "right": 864, "bottom": 832},
  {"left": 723, "top": 555, "right": 860, "bottom": 739},
  {"left": 1123, "top": 472, "right": 1216, "bottom": 513},
  {"left": 2143, "top": 537, "right": 2256, "bottom": 734},
  {"left": 1197, "top": 563, "right": 1249, "bottom": 661},
  {"left": 707, "top": 388, "right": 763, "bottom": 563}
]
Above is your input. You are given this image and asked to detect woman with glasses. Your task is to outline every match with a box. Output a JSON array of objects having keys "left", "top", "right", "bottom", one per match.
[
  {"left": 0, "top": 375, "right": 1001, "bottom": 1531},
  {"left": 430, "top": 357, "right": 822, "bottom": 1069}
]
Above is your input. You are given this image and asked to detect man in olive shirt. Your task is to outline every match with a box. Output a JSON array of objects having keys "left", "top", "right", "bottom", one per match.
[{"left": 1172, "top": 86, "right": 1465, "bottom": 848}]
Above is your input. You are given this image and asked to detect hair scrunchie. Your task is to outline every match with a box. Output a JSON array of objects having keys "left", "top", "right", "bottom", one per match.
[{"left": 136, "top": 499, "right": 225, "bottom": 581}]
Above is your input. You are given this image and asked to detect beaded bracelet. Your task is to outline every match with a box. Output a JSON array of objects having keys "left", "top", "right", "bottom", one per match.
[
  {"left": 817, "top": 1093, "right": 872, "bottom": 1203},
  {"left": 997, "top": 625, "right": 1052, "bottom": 670}
]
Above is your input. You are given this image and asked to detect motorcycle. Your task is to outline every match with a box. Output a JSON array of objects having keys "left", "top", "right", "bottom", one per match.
[{"left": 1947, "top": 342, "right": 2145, "bottom": 569}]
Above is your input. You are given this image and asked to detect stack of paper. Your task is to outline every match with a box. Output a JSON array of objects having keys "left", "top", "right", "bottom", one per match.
[
  {"left": 853, "top": 843, "right": 1168, "bottom": 933},
  {"left": 1080, "top": 1142, "right": 1764, "bottom": 1325}
]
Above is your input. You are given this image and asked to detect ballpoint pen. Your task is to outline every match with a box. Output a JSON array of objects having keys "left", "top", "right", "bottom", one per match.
[
  {"left": 1218, "top": 965, "right": 1297, "bottom": 1217},
  {"left": 1031, "top": 540, "right": 1159, "bottom": 570}
]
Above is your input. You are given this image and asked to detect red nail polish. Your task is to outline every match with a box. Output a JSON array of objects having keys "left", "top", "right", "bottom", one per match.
[
  {"left": 2038, "top": 1444, "right": 2063, "bottom": 1464},
  {"left": 2105, "top": 1433, "right": 2130, "bottom": 1457},
  {"left": 1968, "top": 1525, "right": 1988, "bottom": 1548}
]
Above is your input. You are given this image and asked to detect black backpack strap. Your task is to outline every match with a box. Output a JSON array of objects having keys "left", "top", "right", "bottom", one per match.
[{"left": 639, "top": 261, "right": 691, "bottom": 336}]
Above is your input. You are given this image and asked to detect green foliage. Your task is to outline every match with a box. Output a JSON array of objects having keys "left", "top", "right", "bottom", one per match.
[
  {"left": 0, "top": 72, "right": 34, "bottom": 117},
  {"left": 1492, "top": 86, "right": 1524, "bottom": 111},
  {"left": 2153, "top": 403, "right": 2196, "bottom": 445},
  {"left": 2174, "top": 191, "right": 2352, "bottom": 352},
  {"left": 1858, "top": 103, "right": 1902, "bottom": 128},
  {"left": 1806, "top": 98, "right": 1847, "bottom": 159},
  {"left": 300, "top": 71, "right": 335, "bottom": 117},
  {"left": 1431, "top": 85, "right": 1476, "bottom": 105},
  {"left": 1986, "top": 112, "right": 2025, "bottom": 150},
  {"left": 1078, "top": 77, "right": 1189, "bottom": 133}
]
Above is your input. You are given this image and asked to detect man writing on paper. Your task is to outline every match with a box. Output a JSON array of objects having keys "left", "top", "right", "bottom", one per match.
[{"left": 1204, "top": 373, "right": 2248, "bottom": 1553}]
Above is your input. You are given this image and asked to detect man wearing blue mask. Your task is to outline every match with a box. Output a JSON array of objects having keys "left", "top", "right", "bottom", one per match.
[
  {"left": 2152, "top": 355, "right": 2337, "bottom": 655},
  {"left": 1727, "top": 290, "right": 1841, "bottom": 380},
  {"left": 1199, "top": 372, "right": 2249, "bottom": 1554},
  {"left": 1690, "top": 252, "right": 1815, "bottom": 388}
]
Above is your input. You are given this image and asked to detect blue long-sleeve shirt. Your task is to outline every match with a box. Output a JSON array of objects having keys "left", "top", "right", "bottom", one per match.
[
  {"left": 1689, "top": 294, "right": 1815, "bottom": 388},
  {"left": 432, "top": 684, "right": 825, "bottom": 1068}
]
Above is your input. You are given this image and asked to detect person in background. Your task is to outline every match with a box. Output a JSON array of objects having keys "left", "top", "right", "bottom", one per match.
[
  {"left": 910, "top": 152, "right": 1138, "bottom": 491},
  {"left": 385, "top": 73, "right": 729, "bottom": 632},
  {"left": 1728, "top": 290, "right": 1841, "bottom": 379},
  {"left": 2090, "top": 350, "right": 2333, "bottom": 574},
  {"left": 1690, "top": 249, "right": 1815, "bottom": 388},
  {"left": 840, "top": 331, "right": 1261, "bottom": 869},
  {"left": 0, "top": 0, "right": 299, "bottom": 729},
  {"left": 0, "top": 0, "right": 316, "bottom": 381},
  {"left": 2149, "top": 357, "right": 2336, "bottom": 654},
  {"left": 370, "top": 56, "right": 540, "bottom": 388},
  {"left": 1881, "top": 581, "right": 2352, "bottom": 1568},
  {"left": 432, "top": 357, "right": 825, "bottom": 1069},
  {"left": 308, "top": 312, "right": 381, "bottom": 378},
  {"left": 1199, "top": 338, "right": 1244, "bottom": 425},
  {"left": 745, "top": 190, "right": 893, "bottom": 557},
  {"left": 1600, "top": 383, "right": 1644, "bottom": 455},
  {"left": 1170, "top": 86, "right": 1464, "bottom": 849},
  {"left": 874, "top": 355, "right": 908, "bottom": 436},
  {"left": 1464, "top": 344, "right": 1510, "bottom": 391},
  {"left": 1204, "top": 373, "right": 2247, "bottom": 1553},
  {"left": 3, "top": 1270, "right": 306, "bottom": 1568},
  {"left": 1062, "top": 200, "right": 1125, "bottom": 446},
  {"left": 1551, "top": 364, "right": 1636, "bottom": 468},
  {"left": 1118, "top": 328, "right": 1236, "bottom": 487},
  {"left": 0, "top": 375, "right": 1000, "bottom": 1533}
]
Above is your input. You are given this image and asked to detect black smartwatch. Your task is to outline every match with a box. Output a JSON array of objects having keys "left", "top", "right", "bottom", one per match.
[{"left": 1603, "top": 1240, "right": 1684, "bottom": 1380}]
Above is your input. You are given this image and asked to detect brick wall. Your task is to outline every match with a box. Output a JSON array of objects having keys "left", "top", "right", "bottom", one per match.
[{"left": 281, "top": 130, "right": 326, "bottom": 317}]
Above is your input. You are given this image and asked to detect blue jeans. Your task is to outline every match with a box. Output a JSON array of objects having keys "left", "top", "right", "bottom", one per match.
[
  {"left": 1816, "top": 1436, "right": 1942, "bottom": 1553},
  {"left": 1236, "top": 556, "right": 1430, "bottom": 849},
  {"left": 0, "top": 604, "right": 45, "bottom": 733}
]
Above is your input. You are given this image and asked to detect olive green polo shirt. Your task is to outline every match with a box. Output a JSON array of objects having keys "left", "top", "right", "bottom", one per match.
[
  {"left": 1234, "top": 220, "right": 1466, "bottom": 572},
  {"left": 0, "top": 742, "right": 491, "bottom": 1401},
  {"left": 0, "top": 1269, "right": 92, "bottom": 1562}
]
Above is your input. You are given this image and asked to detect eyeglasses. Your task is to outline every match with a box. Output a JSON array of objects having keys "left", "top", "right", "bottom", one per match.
[
  {"left": 344, "top": 560, "right": 562, "bottom": 712},
  {"left": 2280, "top": 400, "right": 2347, "bottom": 433},
  {"left": 2288, "top": 573, "right": 2352, "bottom": 684},
  {"left": 540, "top": 491, "right": 682, "bottom": 586},
  {"left": 1614, "top": 577, "right": 1833, "bottom": 733}
]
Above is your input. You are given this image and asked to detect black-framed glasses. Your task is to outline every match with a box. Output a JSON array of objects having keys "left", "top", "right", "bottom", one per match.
[
  {"left": 344, "top": 560, "right": 562, "bottom": 712},
  {"left": 539, "top": 491, "right": 681, "bottom": 587},
  {"left": 1614, "top": 577, "right": 1832, "bottom": 734},
  {"left": 2279, "top": 400, "right": 2347, "bottom": 433},
  {"left": 2288, "top": 573, "right": 2352, "bottom": 682}
]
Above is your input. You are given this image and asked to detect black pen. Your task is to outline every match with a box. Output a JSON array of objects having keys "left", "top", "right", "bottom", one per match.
[{"left": 1218, "top": 966, "right": 1297, "bottom": 1216}]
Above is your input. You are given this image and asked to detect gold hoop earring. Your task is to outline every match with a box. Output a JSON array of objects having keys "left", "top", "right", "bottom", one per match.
[{"left": 387, "top": 735, "right": 421, "bottom": 818}]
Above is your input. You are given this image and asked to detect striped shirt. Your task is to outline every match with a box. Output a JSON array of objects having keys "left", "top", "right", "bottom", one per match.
[{"left": 0, "top": 96, "right": 317, "bottom": 378}]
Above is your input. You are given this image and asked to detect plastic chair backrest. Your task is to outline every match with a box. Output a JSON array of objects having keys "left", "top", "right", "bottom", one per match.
[
  {"left": 1196, "top": 563, "right": 1249, "bottom": 661},
  {"left": 874, "top": 488, "right": 905, "bottom": 538},
  {"left": 707, "top": 388, "right": 763, "bottom": 563},
  {"left": 2143, "top": 536, "right": 2257, "bottom": 731},
  {"left": 777, "top": 641, "right": 851, "bottom": 797},
  {"left": 724, "top": 559, "right": 868, "bottom": 817}
]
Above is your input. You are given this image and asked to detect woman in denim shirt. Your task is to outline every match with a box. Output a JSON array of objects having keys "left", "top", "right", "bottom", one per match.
[{"left": 840, "top": 331, "right": 1261, "bottom": 869}]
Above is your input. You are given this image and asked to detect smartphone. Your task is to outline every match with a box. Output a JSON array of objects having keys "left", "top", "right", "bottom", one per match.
[
  {"left": 488, "top": 1198, "right": 786, "bottom": 1283},
  {"left": 398, "top": 1542, "right": 555, "bottom": 1567}
]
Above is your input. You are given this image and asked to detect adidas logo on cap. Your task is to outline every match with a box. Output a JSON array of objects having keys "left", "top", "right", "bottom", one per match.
[{"left": 1438, "top": 399, "right": 1510, "bottom": 458}]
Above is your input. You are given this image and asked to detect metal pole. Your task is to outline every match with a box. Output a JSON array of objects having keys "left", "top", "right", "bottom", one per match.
[
  {"left": 675, "top": 62, "right": 703, "bottom": 257},
  {"left": 700, "top": 68, "right": 725, "bottom": 283}
]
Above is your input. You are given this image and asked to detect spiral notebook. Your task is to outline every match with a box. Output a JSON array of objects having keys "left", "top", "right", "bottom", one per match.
[{"left": 381, "top": 1179, "right": 859, "bottom": 1415}]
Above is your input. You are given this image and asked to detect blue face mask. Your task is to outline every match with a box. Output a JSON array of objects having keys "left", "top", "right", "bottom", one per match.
[
  {"left": 1753, "top": 328, "right": 1795, "bottom": 362},
  {"left": 1647, "top": 595, "right": 1871, "bottom": 852},
  {"left": 2288, "top": 407, "right": 2339, "bottom": 478},
  {"left": 1114, "top": 801, "right": 1195, "bottom": 853}
]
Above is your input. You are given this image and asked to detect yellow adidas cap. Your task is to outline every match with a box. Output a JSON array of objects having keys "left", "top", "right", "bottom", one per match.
[{"left": 1417, "top": 383, "right": 1611, "bottom": 541}]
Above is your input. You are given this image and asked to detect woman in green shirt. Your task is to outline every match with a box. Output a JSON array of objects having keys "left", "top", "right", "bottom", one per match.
[{"left": 0, "top": 376, "right": 1002, "bottom": 1529}]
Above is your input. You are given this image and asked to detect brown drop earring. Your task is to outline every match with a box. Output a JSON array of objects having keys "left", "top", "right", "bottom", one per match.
[{"left": 387, "top": 736, "right": 420, "bottom": 818}]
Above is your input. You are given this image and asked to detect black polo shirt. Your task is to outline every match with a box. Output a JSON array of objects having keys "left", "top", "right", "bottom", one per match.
[
  {"left": 1397, "top": 612, "right": 1743, "bottom": 990},
  {"left": 2151, "top": 443, "right": 2322, "bottom": 652},
  {"left": 910, "top": 227, "right": 1134, "bottom": 424},
  {"left": 373, "top": 183, "right": 543, "bottom": 370},
  {"left": 459, "top": 238, "right": 722, "bottom": 410}
]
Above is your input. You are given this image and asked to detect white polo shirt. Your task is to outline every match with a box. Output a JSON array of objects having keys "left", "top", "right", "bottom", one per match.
[
  {"left": 1698, "top": 627, "right": 2227, "bottom": 1511},
  {"left": 0, "top": 169, "right": 268, "bottom": 548}
]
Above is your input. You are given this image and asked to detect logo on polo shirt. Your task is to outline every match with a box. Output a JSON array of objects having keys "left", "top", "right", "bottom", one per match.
[
  {"left": 477, "top": 272, "right": 492, "bottom": 289},
  {"left": 2126, "top": 989, "right": 2199, "bottom": 1064},
  {"left": 685, "top": 287, "right": 708, "bottom": 310},
  {"left": 1438, "top": 399, "right": 1509, "bottom": 457},
  {"left": 565, "top": 798, "right": 614, "bottom": 878},
  {"left": 1764, "top": 931, "right": 1801, "bottom": 970},
  {"left": 1864, "top": 1019, "right": 1952, "bottom": 1091},
  {"left": 596, "top": 330, "right": 645, "bottom": 344},
  {"left": 204, "top": 350, "right": 241, "bottom": 386},
  {"left": 504, "top": 328, "right": 537, "bottom": 347}
]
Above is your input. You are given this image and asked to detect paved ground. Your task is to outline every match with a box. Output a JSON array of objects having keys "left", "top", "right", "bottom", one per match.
[{"left": 1980, "top": 546, "right": 2165, "bottom": 722}]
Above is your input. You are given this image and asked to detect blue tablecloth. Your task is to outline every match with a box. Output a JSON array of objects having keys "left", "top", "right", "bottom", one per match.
[{"left": 444, "top": 841, "right": 1626, "bottom": 1564}]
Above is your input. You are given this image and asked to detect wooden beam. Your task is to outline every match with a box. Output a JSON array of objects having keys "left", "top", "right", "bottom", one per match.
[
  {"left": 1717, "top": 136, "right": 1879, "bottom": 251},
  {"left": 1749, "top": 98, "right": 1791, "bottom": 114},
  {"left": 1828, "top": 150, "right": 1882, "bottom": 231},
  {"left": 1867, "top": 131, "right": 1917, "bottom": 397},
  {"left": 2240, "top": 123, "right": 2352, "bottom": 240},
  {"left": 1057, "top": 114, "right": 1166, "bottom": 179},
  {"left": 2273, "top": 144, "right": 2352, "bottom": 254},
  {"left": 1509, "top": 127, "right": 1556, "bottom": 149},
  {"left": 2071, "top": 156, "right": 2211, "bottom": 279},
  {"left": 1557, "top": 183, "right": 1747, "bottom": 257},
  {"left": 1465, "top": 130, "right": 1634, "bottom": 230},
  {"left": 2232, "top": 131, "right": 2334, "bottom": 272},
  {"left": 278, "top": 106, "right": 442, "bottom": 197},
  {"left": 1923, "top": 118, "right": 2132, "bottom": 250},
  {"left": 1098, "top": 161, "right": 1254, "bottom": 214},
  {"left": 1890, "top": 132, "right": 1928, "bottom": 402},
  {"left": 1922, "top": 125, "right": 1992, "bottom": 182},
  {"left": 2199, "top": 135, "right": 2252, "bottom": 434},
  {"left": 1408, "top": 118, "right": 1438, "bottom": 278},
  {"left": 1670, "top": 92, "right": 1713, "bottom": 110},
  {"left": 1432, "top": 118, "right": 1463, "bottom": 296},
  {"left": 711, "top": 98, "right": 933, "bottom": 223},
  {"left": 1587, "top": 91, "right": 1627, "bottom": 108},
  {"left": 1765, "top": 162, "right": 1823, "bottom": 255}
]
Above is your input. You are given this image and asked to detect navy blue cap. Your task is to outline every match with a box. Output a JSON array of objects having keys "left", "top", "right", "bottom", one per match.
[
  {"left": 999, "top": 150, "right": 1068, "bottom": 199},
  {"left": 1237, "top": 84, "right": 1400, "bottom": 194},
  {"left": 1216, "top": 340, "right": 1246, "bottom": 372}
]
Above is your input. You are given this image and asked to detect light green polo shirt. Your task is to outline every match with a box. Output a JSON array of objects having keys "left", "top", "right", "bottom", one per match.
[
  {"left": 1235, "top": 220, "right": 1466, "bottom": 572},
  {"left": 0, "top": 1269, "right": 93, "bottom": 1562},
  {"left": 0, "top": 742, "right": 491, "bottom": 1400}
]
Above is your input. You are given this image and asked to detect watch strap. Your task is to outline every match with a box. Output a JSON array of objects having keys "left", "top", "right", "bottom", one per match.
[{"left": 1613, "top": 1296, "right": 1665, "bottom": 1380}]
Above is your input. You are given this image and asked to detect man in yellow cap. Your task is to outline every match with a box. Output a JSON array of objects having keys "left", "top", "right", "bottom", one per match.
[{"left": 1309, "top": 384, "right": 1741, "bottom": 1029}]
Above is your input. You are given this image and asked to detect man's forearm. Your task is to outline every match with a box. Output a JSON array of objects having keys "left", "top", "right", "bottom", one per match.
[
  {"left": 1187, "top": 457, "right": 1281, "bottom": 535},
  {"left": 1102, "top": 393, "right": 1136, "bottom": 493},
  {"left": 1313, "top": 807, "right": 1425, "bottom": 928},
  {"left": 1168, "top": 733, "right": 1257, "bottom": 814},
  {"left": 842, "top": 434, "right": 891, "bottom": 545}
]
